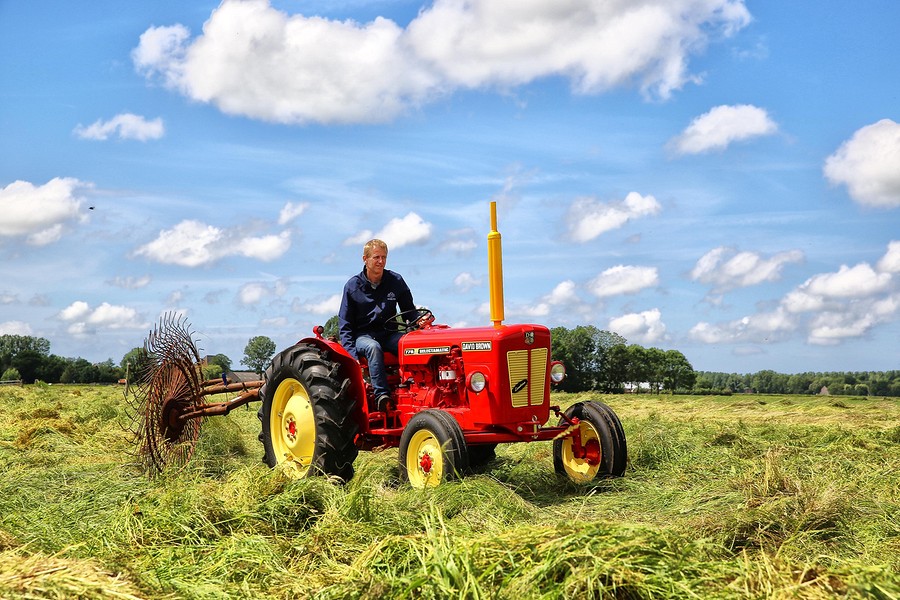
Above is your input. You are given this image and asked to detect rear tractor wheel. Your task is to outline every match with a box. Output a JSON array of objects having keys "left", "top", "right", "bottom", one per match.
[
  {"left": 399, "top": 409, "right": 469, "bottom": 488},
  {"left": 553, "top": 401, "right": 627, "bottom": 483},
  {"left": 258, "top": 344, "right": 359, "bottom": 482}
]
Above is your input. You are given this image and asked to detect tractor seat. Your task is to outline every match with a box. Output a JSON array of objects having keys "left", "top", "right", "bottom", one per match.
[{"left": 358, "top": 352, "right": 399, "bottom": 367}]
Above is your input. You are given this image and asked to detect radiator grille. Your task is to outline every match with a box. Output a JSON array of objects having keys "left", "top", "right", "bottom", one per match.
[{"left": 507, "top": 347, "right": 548, "bottom": 407}]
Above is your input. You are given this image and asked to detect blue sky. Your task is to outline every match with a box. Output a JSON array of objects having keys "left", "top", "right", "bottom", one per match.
[{"left": 1, "top": 0, "right": 899, "bottom": 374}]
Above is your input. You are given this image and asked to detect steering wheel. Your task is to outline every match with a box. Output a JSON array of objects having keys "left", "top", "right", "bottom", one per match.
[{"left": 385, "top": 308, "right": 434, "bottom": 333}]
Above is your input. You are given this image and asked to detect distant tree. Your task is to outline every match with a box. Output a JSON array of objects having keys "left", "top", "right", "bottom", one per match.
[
  {"left": 1, "top": 367, "right": 20, "bottom": 381},
  {"left": 595, "top": 330, "right": 627, "bottom": 392},
  {"left": 551, "top": 326, "right": 627, "bottom": 392},
  {"left": 786, "top": 373, "right": 814, "bottom": 395},
  {"left": 644, "top": 347, "right": 666, "bottom": 393},
  {"left": 201, "top": 363, "right": 223, "bottom": 381},
  {"left": 242, "top": 336, "right": 276, "bottom": 376},
  {"left": 11, "top": 350, "right": 46, "bottom": 384},
  {"left": 751, "top": 369, "right": 779, "bottom": 393},
  {"left": 207, "top": 353, "right": 232, "bottom": 372},
  {"left": 120, "top": 347, "right": 144, "bottom": 371},
  {"left": 60, "top": 358, "right": 99, "bottom": 384},
  {"left": 323, "top": 315, "right": 339, "bottom": 340},
  {"left": 551, "top": 326, "right": 598, "bottom": 392},
  {"left": 120, "top": 347, "right": 157, "bottom": 383},
  {"left": 0, "top": 334, "right": 51, "bottom": 359},
  {"left": 95, "top": 359, "right": 122, "bottom": 383},
  {"left": 606, "top": 344, "right": 630, "bottom": 393},
  {"left": 661, "top": 349, "right": 696, "bottom": 393},
  {"left": 625, "top": 345, "right": 650, "bottom": 391},
  {"left": 550, "top": 326, "right": 626, "bottom": 392},
  {"left": 0, "top": 335, "right": 51, "bottom": 374},
  {"left": 35, "top": 355, "right": 68, "bottom": 383}
]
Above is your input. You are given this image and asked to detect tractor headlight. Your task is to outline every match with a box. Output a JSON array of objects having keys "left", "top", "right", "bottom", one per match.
[
  {"left": 550, "top": 361, "right": 566, "bottom": 384},
  {"left": 467, "top": 371, "right": 487, "bottom": 393}
]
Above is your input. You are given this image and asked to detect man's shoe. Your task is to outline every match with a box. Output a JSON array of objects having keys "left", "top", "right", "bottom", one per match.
[{"left": 376, "top": 394, "right": 391, "bottom": 413}]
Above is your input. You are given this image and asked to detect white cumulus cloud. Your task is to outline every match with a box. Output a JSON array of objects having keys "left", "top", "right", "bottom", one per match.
[
  {"left": 278, "top": 201, "right": 308, "bottom": 225},
  {"left": 133, "top": 220, "right": 291, "bottom": 267},
  {"left": 824, "top": 119, "right": 900, "bottom": 208},
  {"left": 692, "top": 243, "right": 900, "bottom": 347},
  {"left": 690, "top": 246, "right": 803, "bottom": 292},
  {"left": 453, "top": 272, "right": 481, "bottom": 293},
  {"left": 670, "top": 104, "right": 777, "bottom": 155},
  {"left": 689, "top": 307, "right": 796, "bottom": 344},
  {"left": 587, "top": 265, "right": 659, "bottom": 298},
  {"left": 567, "top": 192, "right": 661, "bottom": 243},
  {"left": 133, "top": 0, "right": 751, "bottom": 125},
  {"left": 238, "top": 283, "right": 269, "bottom": 306},
  {"left": 0, "top": 321, "right": 33, "bottom": 335},
  {"left": 0, "top": 178, "right": 89, "bottom": 245},
  {"left": 509, "top": 280, "right": 589, "bottom": 322},
  {"left": 803, "top": 263, "right": 891, "bottom": 299},
  {"left": 74, "top": 113, "right": 164, "bottom": 141},
  {"left": 877, "top": 241, "right": 900, "bottom": 273},
  {"left": 347, "top": 212, "right": 433, "bottom": 250},
  {"left": 294, "top": 294, "right": 341, "bottom": 316},
  {"left": 57, "top": 301, "right": 148, "bottom": 335},
  {"left": 609, "top": 308, "right": 666, "bottom": 344},
  {"left": 439, "top": 229, "right": 478, "bottom": 255},
  {"left": 378, "top": 212, "right": 433, "bottom": 248},
  {"left": 238, "top": 279, "right": 289, "bottom": 306},
  {"left": 807, "top": 294, "right": 900, "bottom": 345}
]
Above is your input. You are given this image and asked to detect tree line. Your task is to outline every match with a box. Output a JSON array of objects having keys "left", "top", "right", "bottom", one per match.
[
  {"left": 550, "top": 325, "right": 697, "bottom": 393},
  {"left": 2, "top": 332, "right": 898, "bottom": 397},
  {"left": 0, "top": 334, "right": 256, "bottom": 384},
  {"left": 0, "top": 335, "right": 124, "bottom": 384},
  {"left": 694, "top": 369, "right": 900, "bottom": 397}
]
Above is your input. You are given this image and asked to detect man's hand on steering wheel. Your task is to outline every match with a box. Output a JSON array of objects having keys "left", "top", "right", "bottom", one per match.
[{"left": 388, "top": 307, "right": 434, "bottom": 332}]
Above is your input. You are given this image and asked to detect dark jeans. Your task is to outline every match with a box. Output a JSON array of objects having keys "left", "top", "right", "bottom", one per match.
[{"left": 355, "top": 331, "right": 403, "bottom": 399}]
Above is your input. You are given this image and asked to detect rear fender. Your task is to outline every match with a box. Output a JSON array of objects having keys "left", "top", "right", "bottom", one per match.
[{"left": 298, "top": 335, "right": 368, "bottom": 428}]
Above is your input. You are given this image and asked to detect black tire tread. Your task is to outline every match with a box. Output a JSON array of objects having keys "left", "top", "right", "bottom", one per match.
[
  {"left": 552, "top": 400, "right": 627, "bottom": 480},
  {"left": 257, "top": 343, "right": 359, "bottom": 481},
  {"left": 398, "top": 409, "right": 469, "bottom": 485}
]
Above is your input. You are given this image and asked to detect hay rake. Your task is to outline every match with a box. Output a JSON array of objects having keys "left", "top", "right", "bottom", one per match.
[{"left": 124, "top": 313, "right": 263, "bottom": 476}]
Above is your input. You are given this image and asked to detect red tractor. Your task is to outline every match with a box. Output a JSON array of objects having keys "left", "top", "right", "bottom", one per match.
[{"left": 127, "top": 202, "right": 627, "bottom": 487}]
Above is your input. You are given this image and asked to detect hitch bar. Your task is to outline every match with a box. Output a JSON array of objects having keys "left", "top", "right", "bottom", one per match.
[{"left": 177, "top": 379, "right": 264, "bottom": 421}]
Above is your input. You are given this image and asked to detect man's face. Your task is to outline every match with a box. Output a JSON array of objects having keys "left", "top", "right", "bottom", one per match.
[{"left": 364, "top": 247, "right": 387, "bottom": 279}]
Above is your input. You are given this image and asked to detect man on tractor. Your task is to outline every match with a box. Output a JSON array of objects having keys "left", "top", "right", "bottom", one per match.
[{"left": 338, "top": 238, "right": 416, "bottom": 412}]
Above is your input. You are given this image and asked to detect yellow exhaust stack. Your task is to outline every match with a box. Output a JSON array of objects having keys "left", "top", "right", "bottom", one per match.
[{"left": 488, "top": 201, "right": 505, "bottom": 328}]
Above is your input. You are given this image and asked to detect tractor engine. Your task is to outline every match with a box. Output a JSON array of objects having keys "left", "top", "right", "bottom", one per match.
[{"left": 397, "top": 343, "right": 467, "bottom": 410}]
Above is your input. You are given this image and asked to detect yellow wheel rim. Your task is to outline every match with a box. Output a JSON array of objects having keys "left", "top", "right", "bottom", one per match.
[
  {"left": 560, "top": 420, "right": 602, "bottom": 483},
  {"left": 406, "top": 429, "right": 444, "bottom": 489},
  {"left": 269, "top": 377, "right": 315, "bottom": 478}
]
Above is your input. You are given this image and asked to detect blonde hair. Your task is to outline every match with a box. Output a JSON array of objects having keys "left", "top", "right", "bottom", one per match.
[{"left": 363, "top": 239, "right": 388, "bottom": 258}]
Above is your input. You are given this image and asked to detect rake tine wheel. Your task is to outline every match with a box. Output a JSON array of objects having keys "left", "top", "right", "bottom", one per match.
[{"left": 124, "top": 312, "right": 205, "bottom": 477}]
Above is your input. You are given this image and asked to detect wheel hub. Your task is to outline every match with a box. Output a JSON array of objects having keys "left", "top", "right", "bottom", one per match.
[
  {"left": 582, "top": 438, "right": 602, "bottom": 466},
  {"left": 419, "top": 451, "right": 433, "bottom": 474},
  {"left": 160, "top": 395, "right": 187, "bottom": 442},
  {"left": 284, "top": 416, "right": 297, "bottom": 442}
]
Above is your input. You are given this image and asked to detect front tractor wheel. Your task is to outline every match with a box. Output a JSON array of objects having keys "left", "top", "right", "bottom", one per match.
[
  {"left": 399, "top": 410, "right": 469, "bottom": 488},
  {"left": 258, "top": 344, "right": 358, "bottom": 482},
  {"left": 553, "top": 401, "right": 627, "bottom": 483}
]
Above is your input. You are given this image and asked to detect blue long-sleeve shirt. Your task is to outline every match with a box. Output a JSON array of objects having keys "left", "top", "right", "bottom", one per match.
[{"left": 338, "top": 268, "right": 415, "bottom": 359}]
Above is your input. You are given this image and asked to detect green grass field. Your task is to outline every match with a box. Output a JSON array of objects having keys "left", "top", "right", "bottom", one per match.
[{"left": 0, "top": 384, "right": 897, "bottom": 599}]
